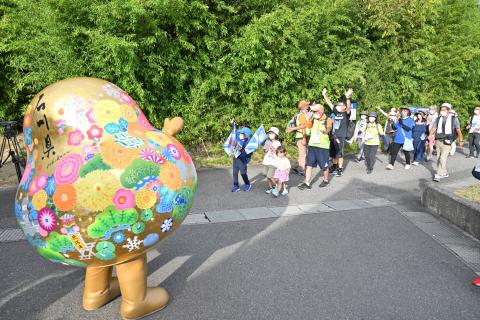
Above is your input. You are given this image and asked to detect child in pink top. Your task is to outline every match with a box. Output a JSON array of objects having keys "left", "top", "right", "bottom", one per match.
[{"left": 272, "top": 146, "right": 291, "bottom": 197}]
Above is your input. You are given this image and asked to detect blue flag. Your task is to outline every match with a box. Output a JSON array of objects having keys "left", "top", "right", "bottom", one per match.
[
  {"left": 245, "top": 124, "right": 268, "bottom": 154},
  {"left": 223, "top": 123, "right": 237, "bottom": 157}
]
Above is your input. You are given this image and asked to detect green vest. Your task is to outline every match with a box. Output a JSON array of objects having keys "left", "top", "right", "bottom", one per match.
[{"left": 308, "top": 118, "right": 330, "bottom": 149}]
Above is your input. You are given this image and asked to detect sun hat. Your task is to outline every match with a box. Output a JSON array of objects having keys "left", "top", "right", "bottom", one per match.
[
  {"left": 360, "top": 110, "right": 368, "bottom": 116},
  {"left": 441, "top": 102, "right": 452, "bottom": 110},
  {"left": 268, "top": 127, "right": 280, "bottom": 136},
  {"left": 298, "top": 100, "right": 309, "bottom": 110}
]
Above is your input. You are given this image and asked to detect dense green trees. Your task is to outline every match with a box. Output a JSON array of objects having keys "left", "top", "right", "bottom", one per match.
[{"left": 1, "top": 0, "right": 479, "bottom": 146}]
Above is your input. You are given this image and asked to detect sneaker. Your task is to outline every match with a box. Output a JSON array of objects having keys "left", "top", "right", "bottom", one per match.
[
  {"left": 405, "top": 165, "right": 411, "bottom": 170},
  {"left": 297, "top": 182, "right": 311, "bottom": 190},
  {"left": 386, "top": 164, "right": 394, "bottom": 170},
  {"left": 467, "top": 155, "right": 474, "bottom": 158},
  {"left": 433, "top": 174, "right": 441, "bottom": 182},
  {"left": 336, "top": 168, "right": 344, "bottom": 177},
  {"left": 412, "top": 161, "right": 419, "bottom": 166},
  {"left": 441, "top": 173, "right": 449, "bottom": 178},
  {"left": 243, "top": 184, "right": 252, "bottom": 191},
  {"left": 232, "top": 185, "right": 240, "bottom": 192},
  {"left": 426, "top": 156, "right": 432, "bottom": 161},
  {"left": 281, "top": 189, "right": 289, "bottom": 196},
  {"left": 367, "top": 169, "right": 373, "bottom": 174},
  {"left": 319, "top": 180, "right": 329, "bottom": 188},
  {"left": 265, "top": 187, "right": 274, "bottom": 194},
  {"left": 329, "top": 166, "right": 337, "bottom": 174},
  {"left": 271, "top": 188, "right": 279, "bottom": 197}
]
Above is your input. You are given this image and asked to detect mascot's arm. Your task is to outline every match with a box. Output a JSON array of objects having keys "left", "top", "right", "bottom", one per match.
[{"left": 163, "top": 117, "right": 184, "bottom": 136}]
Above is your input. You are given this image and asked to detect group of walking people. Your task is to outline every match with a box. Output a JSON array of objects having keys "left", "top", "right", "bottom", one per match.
[{"left": 228, "top": 87, "right": 480, "bottom": 194}]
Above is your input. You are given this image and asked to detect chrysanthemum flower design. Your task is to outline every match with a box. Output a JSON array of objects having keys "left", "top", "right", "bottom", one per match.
[
  {"left": 53, "top": 184, "right": 77, "bottom": 211},
  {"left": 100, "top": 139, "right": 139, "bottom": 169},
  {"left": 38, "top": 208, "right": 57, "bottom": 232},
  {"left": 74, "top": 170, "right": 121, "bottom": 212}
]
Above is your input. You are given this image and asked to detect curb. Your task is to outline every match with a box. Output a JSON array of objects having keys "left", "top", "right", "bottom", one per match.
[{"left": 421, "top": 181, "right": 480, "bottom": 241}]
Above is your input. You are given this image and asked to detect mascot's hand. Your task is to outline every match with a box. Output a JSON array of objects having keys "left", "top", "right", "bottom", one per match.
[{"left": 162, "top": 117, "right": 184, "bottom": 136}]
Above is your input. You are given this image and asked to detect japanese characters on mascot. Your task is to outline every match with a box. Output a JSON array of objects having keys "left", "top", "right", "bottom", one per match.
[{"left": 15, "top": 77, "right": 198, "bottom": 319}]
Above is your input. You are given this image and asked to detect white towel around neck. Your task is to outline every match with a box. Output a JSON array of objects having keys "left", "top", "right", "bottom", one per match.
[{"left": 437, "top": 115, "right": 453, "bottom": 135}]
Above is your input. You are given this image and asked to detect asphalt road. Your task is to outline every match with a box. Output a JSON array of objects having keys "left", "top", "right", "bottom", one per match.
[{"left": 1, "top": 150, "right": 480, "bottom": 319}]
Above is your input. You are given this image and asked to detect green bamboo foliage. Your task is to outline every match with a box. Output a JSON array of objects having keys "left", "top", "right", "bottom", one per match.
[{"left": 1, "top": 0, "right": 479, "bottom": 146}]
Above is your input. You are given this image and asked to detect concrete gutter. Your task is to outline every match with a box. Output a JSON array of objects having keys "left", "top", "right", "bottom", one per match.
[{"left": 422, "top": 179, "right": 480, "bottom": 240}]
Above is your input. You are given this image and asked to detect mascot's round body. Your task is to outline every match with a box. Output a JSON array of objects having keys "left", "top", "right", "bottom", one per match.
[{"left": 15, "top": 77, "right": 197, "bottom": 319}]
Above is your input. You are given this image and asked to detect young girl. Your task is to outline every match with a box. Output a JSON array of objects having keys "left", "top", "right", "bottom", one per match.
[
  {"left": 412, "top": 112, "right": 428, "bottom": 165},
  {"left": 271, "top": 146, "right": 291, "bottom": 197},
  {"left": 263, "top": 127, "right": 281, "bottom": 193},
  {"left": 363, "top": 112, "right": 384, "bottom": 174}
]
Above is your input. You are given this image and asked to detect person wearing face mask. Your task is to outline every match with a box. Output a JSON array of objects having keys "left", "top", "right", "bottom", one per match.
[
  {"left": 426, "top": 105, "right": 439, "bottom": 161},
  {"left": 382, "top": 110, "right": 398, "bottom": 153},
  {"left": 286, "top": 100, "right": 313, "bottom": 176},
  {"left": 363, "top": 112, "right": 384, "bottom": 174},
  {"left": 412, "top": 111, "right": 428, "bottom": 165},
  {"left": 322, "top": 87, "right": 353, "bottom": 177},
  {"left": 386, "top": 107, "right": 414, "bottom": 170},
  {"left": 297, "top": 104, "right": 333, "bottom": 189},
  {"left": 466, "top": 106, "right": 480, "bottom": 158},
  {"left": 377, "top": 106, "right": 398, "bottom": 118},
  {"left": 348, "top": 110, "right": 369, "bottom": 162},
  {"left": 429, "top": 103, "right": 464, "bottom": 182},
  {"left": 263, "top": 127, "right": 281, "bottom": 194}
]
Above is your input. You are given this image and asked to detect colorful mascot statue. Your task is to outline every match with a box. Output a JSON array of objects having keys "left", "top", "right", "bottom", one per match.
[{"left": 14, "top": 77, "right": 198, "bottom": 319}]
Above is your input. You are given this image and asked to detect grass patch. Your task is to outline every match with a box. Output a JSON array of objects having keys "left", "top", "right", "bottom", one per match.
[{"left": 454, "top": 185, "right": 480, "bottom": 205}]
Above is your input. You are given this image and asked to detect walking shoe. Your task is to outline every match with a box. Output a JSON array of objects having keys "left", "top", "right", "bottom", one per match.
[
  {"left": 441, "top": 173, "right": 449, "bottom": 178},
  {"left": 367, "top": 169, "right": 373, "bottom": 174},
  {"left": 466, "top": 155, "right": 474, "bottom": 158},
  {"left": 243, "top": 184, "right": 252, "bottom": 191},
  {"left": 232, "top": 185, "right": 240, "bottom": 192},
  {"left": 281, "top": 189, "right": 289, "bottom": 196},
  {"left": 386, "top": 164, "right": 394, "bottom": 170},
  {"left": 412, "top": 161, "right": 419, "bottom": 166},
  {"left": 426, "top": 156, "right": 432, "bottom": 161},
  {"left": 265, "top": 187, "right": 274, "bottom": 194},
  {"left": 433, "top": 174, "right": 441, "bottom": 182},
  {"left": 329, "top": 166, "right": 337, "bottom": 174},
  {"left": 336, "top": 168, "right": 344, "bottom": 177},
  {"left": 319, "top": 180, "right": 329, "bottom": 188},
  {"left": 271, "top": 188, "right": 279, "bottom": 197},
  {"left": 297, "top": 182, "right": 311, "bottom": 190},
  {"left": 472, "top": 276, "right": 480, "bottom": 287},
  {"left": 405, "top": 165, "right": 411, "bottom": 170}
]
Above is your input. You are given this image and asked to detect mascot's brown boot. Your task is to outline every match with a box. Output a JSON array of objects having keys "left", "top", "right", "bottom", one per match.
[
  {"left": 116, "top": 254, "right": 170, "bottom": 320},
  {"left": 83, "top": 266, "right": 121, "bottom": 310}
]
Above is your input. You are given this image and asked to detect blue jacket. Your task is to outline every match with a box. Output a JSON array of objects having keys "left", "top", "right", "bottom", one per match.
[
  {"left": 393, "top": 118, "right": 414, "bottom": 144},
  {"left": 236, "top": 139, "right": 252, "bottom": 163}
]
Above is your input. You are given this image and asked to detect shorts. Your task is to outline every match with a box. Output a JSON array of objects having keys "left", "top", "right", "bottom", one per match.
[
  {"left": 306, "top": 146, "right": 330, "bottom": 170},
  {"left": 329, "top": 136, "right": 345, "bottom": 158},
  {"left": 264, "top": 165, "right": 276, "bottom": 179}
]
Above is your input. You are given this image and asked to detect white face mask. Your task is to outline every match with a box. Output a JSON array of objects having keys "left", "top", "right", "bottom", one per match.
[
  {"left": 239, "top": 133, "right": 246, "bottom": 140},
  {"left": 360, "top": 115, "right": 367, "bottom": 120},
  {"left": 368, "top": 117, "right": 375, "bottom": 123},
  {"left": 475, "top": 110, "right": 480, "bottom": 116},
  {"left": 440, "top": 110, "right": 448, "bottom": 117},
  {"left": 429, "top": 110, "right": 436, "bottom": 115},
  {"left": 401, "top": 111, "right": 408, "bottom": 118},
  {"left": 336, "top": 106, "right": 343, "bottom": 112},
  {"left": 268, "top": 133, "right": 276, "bottom": 140},
  {"left": 313, "top": 114, "right": 321, "bottom": 119}
]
